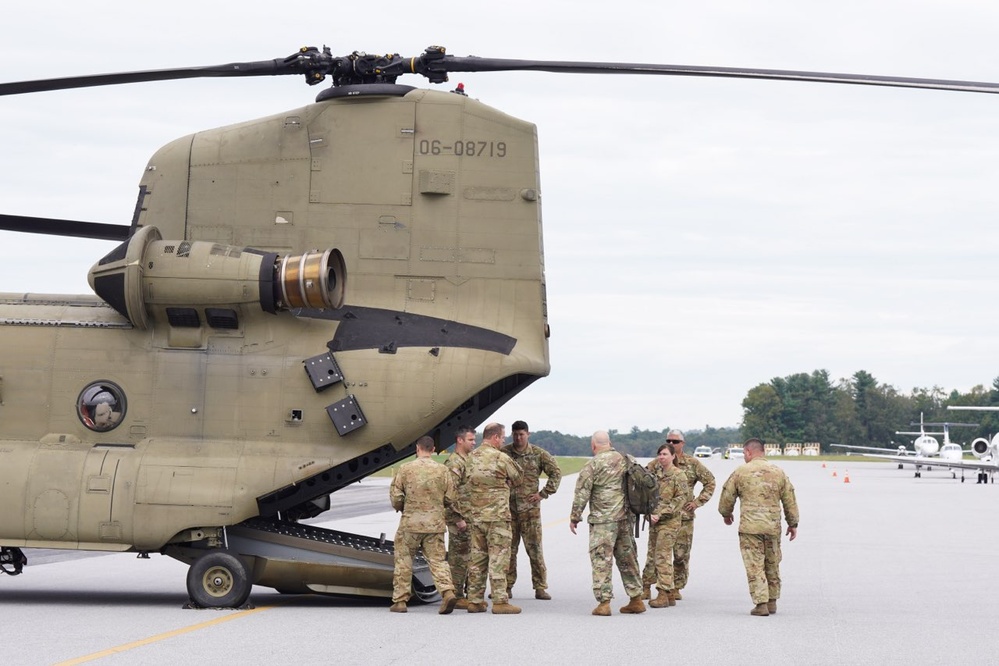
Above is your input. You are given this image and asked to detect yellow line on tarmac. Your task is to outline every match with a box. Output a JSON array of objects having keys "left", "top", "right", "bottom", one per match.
[{"left": 55, "top": 604, "right": 277, "bottom": 665}]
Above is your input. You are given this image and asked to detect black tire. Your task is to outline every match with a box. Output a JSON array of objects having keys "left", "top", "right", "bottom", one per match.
[{"left": 186, "top": 551, "right": 251, "bottom": 608}]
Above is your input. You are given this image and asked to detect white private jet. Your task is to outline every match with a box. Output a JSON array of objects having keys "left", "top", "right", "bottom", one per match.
[
  {"left": 923, "top": 406, "right": 999, "bottom": 484},
  {"left": 831, "top": 414, "right": 975, "bottom": 479}
]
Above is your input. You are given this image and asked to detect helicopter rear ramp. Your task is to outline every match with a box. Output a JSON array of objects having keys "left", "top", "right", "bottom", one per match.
[{"left": 226, "top": 517, "right": 437, "bottom": 601}]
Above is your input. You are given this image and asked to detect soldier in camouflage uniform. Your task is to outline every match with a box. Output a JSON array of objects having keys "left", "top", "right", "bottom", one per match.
[
  {"left": 502, "top": 420, "right": 562, "bottom": 600},
  {"left": 464, "top": 422, "right": 523, "bottom": 614},
  {"left": 718, "top": 437, "right": 799, "bottom": 617},
  {"left": 642, "top": 442, "right": 692, "bottom": 608},
  {"left": 444, "top": 425, "right": 475, "bottom": 609},
  {"left": 389, "top": 436, "right": 460, "bottom": 615},
  {"left": 570, "top": 430, "right": 646, "bottom": 616},
  {"left": 669, "top": 429, "right": 716, "bottom": 600}
]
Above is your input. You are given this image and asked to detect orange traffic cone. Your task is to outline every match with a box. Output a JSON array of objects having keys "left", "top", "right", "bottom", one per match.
[
  {"left": 844, "top": 471, "right": 851, "bottom": 484},
  {"left": 821, "top": 462, "right": 827, "bottom": 468},
  {"left": 831, "top": 470, "right": 837, "bottom": 477}
]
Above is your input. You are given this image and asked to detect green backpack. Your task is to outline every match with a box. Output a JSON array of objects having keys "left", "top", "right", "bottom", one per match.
[{"left": 619, "top": 452, "right": 659, "bottom": 516}]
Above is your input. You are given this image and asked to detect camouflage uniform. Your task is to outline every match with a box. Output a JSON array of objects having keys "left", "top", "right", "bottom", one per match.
[
  {"left": 501, "top": 442, "right": 562, "bottom": 593},
  {"left": 444, "top": 448, "right": 471, "bottom": 596},
  {"left": 718, "top": 457, "right": 799, "bottom": 604},
  {"left": 673, "top": 453, "right": 716, "bottom": 591},
  {"left": 570, "top": 449, "right": 643, "bottom": 602},
  {"left": 465, "top": 445, "right": 522, "bottom": 605},
  {"left": 389, "top": 456, "right": 458, "bottom": 603},
  {"left": 642, "top": 462, "right": 692, "bottom": 593}
]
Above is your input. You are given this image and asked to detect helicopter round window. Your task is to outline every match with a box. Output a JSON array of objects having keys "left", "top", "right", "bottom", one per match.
[{"left": 77, "top": 382, "right": 127, "bottom": 432}]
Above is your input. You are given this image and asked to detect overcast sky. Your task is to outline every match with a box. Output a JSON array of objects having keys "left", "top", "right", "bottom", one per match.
[{"left": 3, "top": 1, "right": 999, "bottom": 437}]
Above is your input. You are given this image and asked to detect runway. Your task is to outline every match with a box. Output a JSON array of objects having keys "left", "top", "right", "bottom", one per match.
[{"left": 2, "top": 457, "right": 995, "bottom": 665}]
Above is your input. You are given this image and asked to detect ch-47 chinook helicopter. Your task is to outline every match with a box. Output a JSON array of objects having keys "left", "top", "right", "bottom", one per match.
[{"left": 2, "top": 46, "right": 999, "bottom": 608}]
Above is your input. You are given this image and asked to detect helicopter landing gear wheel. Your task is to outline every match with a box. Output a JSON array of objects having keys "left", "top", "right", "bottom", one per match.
[
  {"left": 186, "top": 551, "right": 251, "bottom": 609},
  {"left": 0, "top": 547, "right": 27, "bottom": 575},
  {"left": 410, "top": 571, "right": 440, "bottom": 603}
]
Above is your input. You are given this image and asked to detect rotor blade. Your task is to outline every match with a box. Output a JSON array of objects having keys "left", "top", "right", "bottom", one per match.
[
  {"left": 5, "top": 48, "right": 999, "bottom": 97},
  {"left": 0, "top": 214, "right": 131, "bottom": 241},
  {"left": 0, "top": 60, "right": 291, "bottom": 96},
  {"left": 431, "top": 57, "right": 999, "bottom": 95}
]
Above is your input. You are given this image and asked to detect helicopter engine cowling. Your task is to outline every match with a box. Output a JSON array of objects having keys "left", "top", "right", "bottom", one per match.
[{"left": 87, "top": 224, "right": 346, "bottom": 329}]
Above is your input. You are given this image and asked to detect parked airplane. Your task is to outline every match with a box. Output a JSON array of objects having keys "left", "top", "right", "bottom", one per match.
[
  {"left": 831, "top": 414, "right": 975, "bottom": 478},
  {"left": 931, "top": 407, "right": 999, "bottom": 484}
]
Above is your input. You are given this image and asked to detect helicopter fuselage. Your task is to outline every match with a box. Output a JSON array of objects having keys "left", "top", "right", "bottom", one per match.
[{"left": 0, "top": 87, "right": 550, "bottom": 599}]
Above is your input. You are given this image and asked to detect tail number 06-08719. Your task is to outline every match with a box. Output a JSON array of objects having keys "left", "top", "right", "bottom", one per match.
[{"left": 418, "top": 139, "right": 507, "bottom": 157}]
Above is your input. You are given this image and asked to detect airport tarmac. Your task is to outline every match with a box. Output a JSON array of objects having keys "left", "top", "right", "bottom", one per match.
[{"left": 2, "top": 457, "right": 995, "bottom": 665}]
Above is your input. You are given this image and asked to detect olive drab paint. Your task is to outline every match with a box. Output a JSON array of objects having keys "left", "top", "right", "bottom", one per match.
[
  {"left": 4, "top": 45, "right": 989, "bottom": 607},
  {"left": 0, "top": 84, "right": 551, "bottom": 604}
]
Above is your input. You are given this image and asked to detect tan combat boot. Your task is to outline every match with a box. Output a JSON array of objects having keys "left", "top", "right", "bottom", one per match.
[
  {"left": 641, "top": 585, "right": 651, "bottom": 600},
  {"left": 592, "top": 601, "right": 612, "bottom": 616},
  {"left": 389, "top": 601, "right": 407, "bottom": 613},
  {"left": 438, "top": 590, "right": 457, "bottom": 615},
  {"left": 667, "top": 590, "right": 676, "bottom": 607},
  {"left": 619, "top": 596, "right": 646, "bottom": 614},
  {"left": 649, "top": 590, "right": 670, "bottom": 608},
  {"left": 491, "top": 602, "right": 522, "bottom": 614},
  {"left": 767, "top": 599, "right": 777, "bottom": 614},
  {"left": 454, "top": 598, "right": 470, "bottom": 610},
  {"left": 673, "top": 589, "right": 683, "bottom": 601},
  {"left": 535, "top": 589, "right": 551, "bottom": 600},
  {"left": 466, "top": 601, "right": 488, "bottom": 613},
  {"left": 751, "top": 602, "right": 770, "bottom": 616}
]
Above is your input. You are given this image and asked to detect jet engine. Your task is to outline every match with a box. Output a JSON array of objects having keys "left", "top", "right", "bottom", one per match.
[
  {"left": 970, "top": 435, "right": 999, "bottom": 460},
  {"left": 87, "top": 225, "right": 346, "bottom": 329}
]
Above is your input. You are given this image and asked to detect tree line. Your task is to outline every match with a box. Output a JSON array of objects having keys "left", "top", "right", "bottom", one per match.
[
  {"left": 528, "top": 424, "right": 741, "bottom": 459},
  {"left": 740, "top": 370, "right": 999, "bottom": 451},
  {"left": 517, "top": 370, "right": 999, "bottom": 457}
]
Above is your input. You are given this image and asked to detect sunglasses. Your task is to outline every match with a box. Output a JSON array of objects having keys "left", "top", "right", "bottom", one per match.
[{"left": 666, "top": 439, "right": 683, "bottom": 444}]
